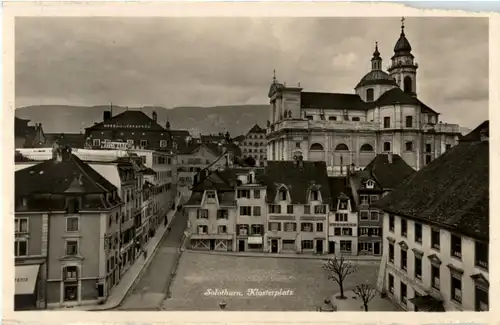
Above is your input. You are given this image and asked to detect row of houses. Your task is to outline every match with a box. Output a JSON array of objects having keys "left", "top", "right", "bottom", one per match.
[{"left": 184, "top": 151, "right": 415, "bottom": 255}]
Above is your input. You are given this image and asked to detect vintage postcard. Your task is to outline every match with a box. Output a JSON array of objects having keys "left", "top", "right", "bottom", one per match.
[{"left": 2, "top": 1, "right": 496, "bottom": 325}]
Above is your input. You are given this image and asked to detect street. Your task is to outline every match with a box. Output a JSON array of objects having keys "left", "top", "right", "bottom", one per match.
[{"left": 117, "top": 211, "right": 187, "bottom": 310}]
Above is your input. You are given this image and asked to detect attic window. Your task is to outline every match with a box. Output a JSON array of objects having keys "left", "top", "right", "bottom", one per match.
[
  {"left": 339, "top": 200, "right": 348, "bottom": 210},
  {"left": 279, "top": 189, "right": 287, "bottom": 201},
  {"left": 311, "top": 190, "right": 319, "bottom": 201},
  {"left": 366, "top": 180, "right": 375, "bottom": 189},
  {"left": 206, "top": 191, "right": 216, "bottom": 199}
]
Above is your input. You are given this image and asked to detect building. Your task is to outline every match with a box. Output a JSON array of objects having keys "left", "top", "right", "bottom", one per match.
[
  {"left": 266, "top": 20, "right": 460, "bottom": 176},
  {"left": 349, "top": 153, "right": 415, "bottom": 256},
  {"left": 373, "top": 121, "right": 489, "bottom": 311},
  {"left": 261, "top": 159, "right": 331, "bottom": 254},
  {"left": 15, "top": 145, "right": 123, "bottom": 309},
  {"left": 328, "top": 177, "right": 358, "bottom": 255},
  {"left": 239, "top": 124, "right": 267, "bottom": 166},
  {"left": 231, "top": 135, "right": 246, "bottom": 146},
  {"left": 184, "top": 169, "right": 238, "bottom": 251},
  {"left": 15, "top": 117, "right": 46, "bottom": 148},
  {"left": 44, "top": 133, "right": 86, "bottom": 149}
]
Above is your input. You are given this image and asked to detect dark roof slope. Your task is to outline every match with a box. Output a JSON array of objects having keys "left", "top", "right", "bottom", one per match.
[
  {"left": 355, "top": 70, "right": 398, "bottom": 89},
  {"left": 168, "top": 130, "right": 191, "bottom": 138},
  {"left": 16, "top": 153, "right": 118, "bottom": 197},
  {"left": 364, "top": 154, "right": 416, "bottom": 189},
  {"left": 373, "top": 88, "right": 437, "bottom": 114},
  {"left": 232, "top": 135, "right": 246, "bottom": 142},
  {"left": 301, "top": 92, "right": 367, "bottom": 110},
  {"left": 85, "top": 110, "right": 165, "bottom": 131},
  {"left": 186, "top": 169, "right": 236, "bottom": 206},
  {"left": 260, "top": 161, "right": 332, "bottom": 205},
  {"left": 373, "top": 140, "right": 489, "bottom": 241},
  {"left": 328, "top": 177, "right": 356, "bottom": 211},
  {"left": 460, "top": 121, "right": 489, "bottom": 142},
  {"left": 248, "top": 124, "right": 266, "bottom": 134}
]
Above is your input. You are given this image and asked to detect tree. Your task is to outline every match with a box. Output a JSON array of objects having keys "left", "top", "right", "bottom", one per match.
[
  {"left": 353, "top": 284, "right": 377, "bottom": 311},
  {"left": 323, "top": 255, "right": 357, "bottom": 299},
  {"left": 244, "top": 156, "right": 256, "bottom": 167}
]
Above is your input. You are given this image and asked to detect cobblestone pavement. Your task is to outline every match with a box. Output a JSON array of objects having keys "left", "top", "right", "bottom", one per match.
[
  {"left": 161, "top": 251, "right": 380, "bottom": 311},
  {"left": 118, "top": 211, "right": 187, "bottom": 310}
]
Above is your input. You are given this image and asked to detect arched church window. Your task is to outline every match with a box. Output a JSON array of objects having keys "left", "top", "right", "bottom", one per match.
[
  {"left": 383, "top": 142, "right": 391, "bottom": 152},
  {"left": 366, "top": 88, "right": 374, "bottom": 102},
  {"left": 404, "top": 76, "right": 412, "bottom": 93},
  {"left": 335, "top": 143, "right": 349, "bottom": 151},
  {"left": 310, "top": 143, "right": 324, "bottom": 151},
  {"left": 360, "top": 144, "right": 374, "bottom": 152}
]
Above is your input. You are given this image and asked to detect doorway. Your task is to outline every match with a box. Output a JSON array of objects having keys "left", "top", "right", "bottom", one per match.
[
  {"left": 374, "top": 242, "right": 381, "bottom": 255},
  {"left": 210, "top": 239, "right": 215, "bottom": 250},
  {"left": 238, "top": 240, "right": 245, "bottom": 252},
  {"left": 329, "top": 241, "right": 335, "bottom": 254},
  {"left": 271, "top": 239, "right": 278, "bottom": 253},
  {"left": 316, "top": 240, "right": 323, "bottom": 254}
]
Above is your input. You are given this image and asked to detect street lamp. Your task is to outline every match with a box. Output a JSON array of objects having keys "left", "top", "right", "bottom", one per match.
[{"left": 219, "top": 300, "right": 227, "bottom": 310}]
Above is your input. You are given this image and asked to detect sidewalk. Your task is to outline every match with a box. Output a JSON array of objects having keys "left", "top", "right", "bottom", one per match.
[
  {"left": 330, "top": 290, "right": 399, "bottom": 311},
  {"left": 50, "top": 205, "right": 179, "bottom": 311},
  {"left": 186, "top": 249, "right": 382, "bottom": 262}
]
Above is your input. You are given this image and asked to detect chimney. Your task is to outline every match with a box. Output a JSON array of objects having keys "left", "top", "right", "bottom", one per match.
[
  {"left": 103, "top": 110, "right": 112, "bottom": 121},
  {"left": 152, "top": 111, "right": 158, "bottom": 122},
  {"left": 388, "top": 152, "right": 393, "bottom": 164}
]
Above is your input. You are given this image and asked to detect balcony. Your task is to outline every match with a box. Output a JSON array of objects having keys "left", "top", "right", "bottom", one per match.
[{"left": 422, "top": 123, "right": 460, "bottom": 134}]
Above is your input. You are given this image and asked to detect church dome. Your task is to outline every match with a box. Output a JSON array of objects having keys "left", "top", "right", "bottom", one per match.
[{"left": 355, "top": 70, "right": 398, "bottom": 89}]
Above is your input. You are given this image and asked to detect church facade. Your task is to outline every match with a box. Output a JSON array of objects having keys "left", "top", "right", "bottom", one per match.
[{"left": 266, "top": 20, "right": 461, "bottom": 176}]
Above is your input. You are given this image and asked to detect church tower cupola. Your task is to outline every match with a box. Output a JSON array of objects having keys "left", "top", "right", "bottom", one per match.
[
  {"left": 388, "top": 17, "right": 419, "bottom": 96},
  {"left": 371, "top": 42, "right": 382, "bottom": 71}
]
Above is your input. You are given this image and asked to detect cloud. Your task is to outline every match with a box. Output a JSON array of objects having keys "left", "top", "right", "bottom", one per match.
[{"left": 15, "top": 17, "right": 488, "bottom": 128}]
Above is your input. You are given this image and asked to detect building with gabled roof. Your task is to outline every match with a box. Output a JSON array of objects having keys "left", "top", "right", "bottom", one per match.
[
  {"left": 266, "top": 19, "right": 461, "bottom": 176},
  {"left": 239, "top": 124, "right": 267, "bottom": 167},
  {"left": 373, "top": 121, "right": 489, "bottom": 311}
]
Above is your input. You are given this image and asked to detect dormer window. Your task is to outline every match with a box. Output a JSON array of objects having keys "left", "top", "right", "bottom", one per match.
[
  {"left": 366, "top": 180, "right": 375, "bottom": 189},
  {"left": 339, "top": 200, "right": 348, "bottom": 210},
  {"left": 206, "top": 191, "right": 216, "bottom": 199},
  {"left": 311, "top": 190, "right": 319, "bottom": 201},
  {"left": 279, "top": 189, "right": 287, "bottom": 201}
]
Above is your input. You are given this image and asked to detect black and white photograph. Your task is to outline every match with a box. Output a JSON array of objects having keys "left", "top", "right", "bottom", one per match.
[{"left": 9, "top": 9, "right": 489, "bottom": 316}]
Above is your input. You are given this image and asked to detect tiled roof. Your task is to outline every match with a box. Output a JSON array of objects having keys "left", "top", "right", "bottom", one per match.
[
  {"left": 372, "top": 88, "right": 437, "bottom": 114},
  {"left": 168, "top": 130, "right": 191, "bottom": 138},
  {"left": 44, "top": 133, "right": 86, "bottom": 149},
  {"left": 364, "top": 154, "right": 416, "bottom": 189},
  {"left": 459, "top": 120, "right": 489, "bottom": 142},
  {"left": 328, "top": 177, "right": 356, "bottom": 211},
  {"left": 186, "top": 169, "right": 236, "bottom": 206},
  {"left": 248, "top": 124, "right": 266, "bottom": 134},
  {"left": 260, "top": 161, "right": 332, "bottom": 205},
  {"left": 85, "top": 110, "right": 165, "bottom": 131},
  {"left": 232, "top": 135, "right": 246, "bottom": 142},
  {"left": 373, "top": 137, "right": 489, "bottom": 241},
  {"left": 301, "top": 92, "right": 367, "bottom": 110},
  {"left": 16, "top": 151, "right": 118, "bottom": 197}
]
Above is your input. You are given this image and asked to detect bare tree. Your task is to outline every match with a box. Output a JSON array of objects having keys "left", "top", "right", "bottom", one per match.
[
  {"left": 353, "top": 284, "right": 377, "bottom": 311},
  {"left": 323, "top": 255, "right": 357, "bottom": 299}
]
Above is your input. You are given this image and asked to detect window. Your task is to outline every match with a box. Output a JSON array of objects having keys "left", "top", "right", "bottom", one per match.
[
  {"left": 328, "top": 116, "right": 337, "bottom": 121},
  {"left": 333, "top": 227, "right": 341, "bottom": 236},
  {"left": 237, "top": 190, "right": 250, "bottom": 199},
  {"left": 383, "top": 117, "right": 391, "bottom": 128},
  {"left": 295, "top": 142, "right": 301, "bottom": 148},
  {"left": 414, "top": 256, "right": 422, "bottom": 280},
  {"left": 401, "top": 219, "right": 407, "bottom": 237},
  {"left": 383, "top": 142, "right": 391, "bottom": 152},
  {"left": 303, "top": 205, "right": 310, "bottom": 214},
  {"left": 314, "top": 205, "right": 326, "bottom": 214},
  {"left": 370, "top": 211, "right": 379, "bottom": 221},
  {"left": 217, "top": 209, "right": 229, "bottom": 219},
  {"left": 283, "top": 222, "right": 296, "bottom": 232},
  {"left": 268, "top": 222, "right": 281, "bottom": 231},
  {"left": 197, "top": 209, "right": 208, "bottom": 219},
  {"left": 63, "top": 266, "right": 78, "bottom": 281},
  {"left": 388, "top": 273, "right": 394, "bottom": 294},
  {"left": 425, "top": 154, "right": 432, "bottom": 165},
  {"left": 360, "top": 211, "right": 369, "bottom": 220},
  {"left": 335, "top": 213, "right": 348, "bottom": 222},
  {"left": 431, "top": 265, "right": 440, "bottom": 289},
  {"left": 401, "top": 249, "right": 407, "bottom": 271},
  {"left": 66, "top": 240, "right": 78, "bottom": 256},
  {"left": 340, "top": 240, "right": 352, "bottom": 252},
  {"left": 14, "top": 239, "right": 28, "bottom": 257},
  {"left": 475, "top": 241, "right": 488, "bottom": 270},
  {"left": 414, "top": 223, "right": 422, "bottom": 244},
  {"left": 140, "top": 140, "right": 148, "bottom": 147},
  {"left": 15, "top": 218, "right": 29, "bottom": 233},
  {"left": 339, "top": 201, "right": 348, "bottom": 210},
  {"left": 306, "top": 115, "right": 313, "bottom": 120},
  {"left": 160, "top": 140, "right": 167, "bottom": 147},
  {"left": 360, "top": 195, "right": 369, "bottom": 205},
  {"left": 66, "top": 217, "right": 79, "bottom": 232},
  {"left": 401, "top": 282, "right": 407, "bottom": 304},
  {"left": 206, "top": 191, "right": 216, "bottom": 199},
  {"left": 279, "top": 189, "right": 287, "bottom": 201},
  {"left": 451, "top": 274, "right": 462, "bottom": 303},
  {"left": 451, "top": 234, "right": 462, "bottom": 259},
  {"left": 302, "top": 240, "right": 314, "bottom": 250},
  {"left": 405, "top": 116, "right": 413, "bottom": 128},
  {"left": 253, "top": 206, "right": 261, "bottom": 216},
  {"left": 268, "top": 205, "right": 281, "bottom": 214},
  {"left": 93, "top": 139, "right": 101, "bottom": 146},
  {"left": 198, "top": 225, "right": 208, "bottom": 234},
  {"left": 359, "top": 227, "right": 369, "bottom": 236},
  {"left": 342, "top": 228, "right": 353, "bottom": 236},
  {"left": 301, "top": 223, "right": 313, "bottom": 232},
  {"left": 425, "top": 143, "right": 432, "bottom": 153},
  {"left": 405, "top": 141, "right": 413, "bottom": 151},
  {"left": 240, "top": 206, "right": 252, "bottom": 216},
  {"left": 431, "top": 229, "right": 440, "bottom": 250},
  {"left": 388, "top": 243, "right": 394, "bottom": 263},
  {"left": 287, "top": 205, "right": 294, "bottom": 214},
  {"left": 359, "top": 242, "right": 373, "bottom": 252},
  {"left": 352, "top": 117, "right": 360, "bottom": 121},
  {"left": 369, "top": 227, "right": 380, "bottom": 236},
  {"left": 366, "top": 88, "right": 374, "bottom": 102},
  {"left": 218, "top": 225, "right": 227, "bottom": 234},
  {"left": 251, "top": 224, "right": 263, "bottom": 235},
  {"left": 311, "top": 190, "right": 319, "bottom": 201},
  {"left": 369, "top": 195, "right": 379, "bottom": 203},
  {"left": 446, "top": 144, "right": 452, "bottom": 151},
  {"left": 389, "top": 214, "right": 395, "bottom": 232},
  {"left": 253, "top": 190, "right": 261, "bottom": 199},
  {"left": 316, "top": 223, "right": 324, "bottom": 232},
  {"left": 475, "top": 285, "right": 489, "bottom": 311},
  {"left": 237, "top": 224, "right": 249, "bottom": 235}
]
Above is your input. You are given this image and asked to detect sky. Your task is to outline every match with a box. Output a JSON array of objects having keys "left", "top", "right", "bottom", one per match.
[{"left": 15, "top": 17, "right": 488, "bottom": 128}]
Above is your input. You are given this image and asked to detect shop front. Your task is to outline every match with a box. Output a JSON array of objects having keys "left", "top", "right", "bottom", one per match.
[{"left": 15, "top": 263, "right": 43, "bottom": 310}]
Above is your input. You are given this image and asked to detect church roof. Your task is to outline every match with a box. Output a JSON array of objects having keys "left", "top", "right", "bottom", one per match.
[
  {"left": 394, "top": 31, "right": 412, "bottom": 53},
  {"left": 370, "top": 88, "right": 438, "bottom": 114},
  {"left": 86, "top": 110, "right": 165, "bottom": 131},
  {"left": 355, "top": 70, "right": 398, "bottom": 89},
  {"left": 301, "top": 92, "right": 367, "bottom": 110}
]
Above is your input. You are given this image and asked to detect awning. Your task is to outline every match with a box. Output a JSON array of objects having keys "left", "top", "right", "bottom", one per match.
[
  {"left": 15, "top": 264, "right": 41, "bottom": 295},
  {"left": 409, "top": 295, "right": 445, "bottom": 312}
]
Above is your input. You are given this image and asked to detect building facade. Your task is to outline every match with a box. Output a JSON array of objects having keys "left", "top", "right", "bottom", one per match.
[
  {"left": 374, "top": 122, "right": 489, "bottom": 311},
  {"left": 240, "top": 124, "right": 267, "bottom": 166},
  {"left": 266, "top": 21, "right": 460, "bottom": 176}
]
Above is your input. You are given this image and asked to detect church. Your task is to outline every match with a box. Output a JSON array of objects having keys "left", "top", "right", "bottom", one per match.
[{"left": 266, "top": 19, "right": 461, "bottom": 176}]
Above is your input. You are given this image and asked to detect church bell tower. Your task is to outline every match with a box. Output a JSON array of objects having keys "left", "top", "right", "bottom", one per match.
[{"left": 388, "top": 17, "right": 418, "bottom": 96}]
